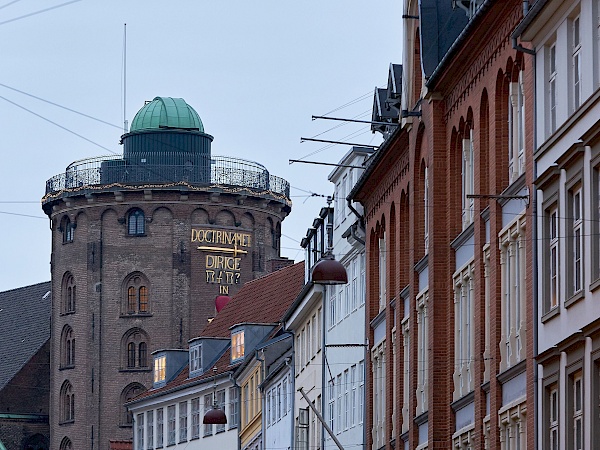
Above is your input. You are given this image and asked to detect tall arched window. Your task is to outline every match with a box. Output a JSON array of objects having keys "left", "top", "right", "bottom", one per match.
[
  {"left": 62, "top": 216, "right": 74, "bottom": 243},
  {"left": 122, "top": 329, "right": 149, "bottom": 370},
  {"left": 128, "top": 208, "right": 145, "bottom": 235},
  {"left": 120, "top": 383, "right": 147, "bottom": 426},
  {"left": 124, "top": 274, "right": 150, "bottom": 315},
  {"left": 60, "top": 325, "right": 75, "bottom": 368},
  {"left": 59, "top": 437, "right": 72, "bottom": 450},
  {"left": 60, "top": 381, "right": 74, "bottom": 423},
  {"left": 62, "top": 273, "right": 76, "bottom": 314}
]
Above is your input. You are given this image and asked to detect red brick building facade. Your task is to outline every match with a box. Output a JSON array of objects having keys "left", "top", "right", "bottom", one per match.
[{"left": 352, "top": 1, "right": 535, "bottom": 448}]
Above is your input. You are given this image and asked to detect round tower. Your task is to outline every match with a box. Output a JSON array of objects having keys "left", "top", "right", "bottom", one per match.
[{"left": 42, "top": 97, "right": 291, "bottom": 449}]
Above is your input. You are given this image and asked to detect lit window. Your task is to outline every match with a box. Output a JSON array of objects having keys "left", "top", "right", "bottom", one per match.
[
  {"left": 231, "top": 331, "right": 245, "bottom": 361},
  {"left": 128, "top": 209, "right": 145, "bottom": 235},
  {"left": 154, "top": 355, "right": 166, "bottom": 383},
  {"left": 125, "top": 275, "right": 150, "bottom": 315}
]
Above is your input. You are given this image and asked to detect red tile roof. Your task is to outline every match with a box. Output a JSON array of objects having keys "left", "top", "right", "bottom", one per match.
[
  {"left": 131, "top": 262, "right": 306, "bottom": 403},
  {"left": 109, "top": 440, "right": 132, "bottom": 450},
  {"left": 201, "top": 261, "right": 305, "bottom": 338}
]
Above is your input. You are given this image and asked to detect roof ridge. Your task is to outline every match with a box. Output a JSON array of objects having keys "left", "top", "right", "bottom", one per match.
[{"left": 0, "top": 280, "right": 50, "bottom": 295}]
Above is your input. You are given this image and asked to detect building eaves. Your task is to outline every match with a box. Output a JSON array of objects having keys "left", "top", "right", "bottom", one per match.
[
  {"left": 425, "top": 0, "right": 493, "bottom": 89},
  {"left": 511, "top": 0, "right": 549, "bottom": 40}
]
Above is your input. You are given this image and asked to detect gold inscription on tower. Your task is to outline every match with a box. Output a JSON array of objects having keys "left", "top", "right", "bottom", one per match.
[{"left": 191, "top": 228, "right": 251, "bottom": 288}]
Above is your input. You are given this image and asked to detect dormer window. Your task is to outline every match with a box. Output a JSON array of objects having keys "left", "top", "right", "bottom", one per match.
[
  {"left": 190, "top": 345, "right": 202, "bottom": 374},
  {"left": 231, "top": 331, "right": 245, "bottom": 362},
  {"left": 154, "top": 355, "right": 166, "bottom": 384}
]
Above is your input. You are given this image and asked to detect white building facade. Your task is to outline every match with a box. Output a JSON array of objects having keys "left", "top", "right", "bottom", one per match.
[{"left": 517, "top": 0, "right": 600, "bottom": 448}]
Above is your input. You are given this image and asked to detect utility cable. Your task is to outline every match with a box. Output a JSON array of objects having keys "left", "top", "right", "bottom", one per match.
[{"left": 0, "top": 0, "right": 82, "bottom": 27}]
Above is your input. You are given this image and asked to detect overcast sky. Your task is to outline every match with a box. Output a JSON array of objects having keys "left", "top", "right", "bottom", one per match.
[{"left": 0, "top": 0, "right": 402, "bottom": 292}]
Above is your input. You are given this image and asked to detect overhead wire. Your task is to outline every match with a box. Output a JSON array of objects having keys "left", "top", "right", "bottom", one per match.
[{"left": 0, "top": 0, "right": 82, "bottom": 27}]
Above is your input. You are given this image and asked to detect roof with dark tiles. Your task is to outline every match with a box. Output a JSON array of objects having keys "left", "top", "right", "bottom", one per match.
[
  {"left": 0, "top": 281, "right": 51, "bottom": 390},
  {"left": 131, "top": 262, "right": 305, "bottom": 403}
]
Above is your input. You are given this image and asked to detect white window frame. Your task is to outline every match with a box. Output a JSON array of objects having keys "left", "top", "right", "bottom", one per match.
[
  {"left": 379, "top": 235, "right": 387, "bottom": 311},
  {"left": 462, "top": 129, "right": 475, "bottom": 229},
  {"left": 416, "top": 290, "right": 429, "bottom": 414},
  {"left": 508, "top": 73, "right": 526, "bottom": 182},
  {"left": 453, "top": 261, "right": 474, "bottom": 399},
  {"left": 572, "top": 15, "right": 582, "bottom": 110},
  {"left": 547, "top": 42, "right": 558, "bottom": 135},
  {"left": 424, "top": 165, "right": 430, "bottom": 253},
  {"left": 571, "top": 185, "right": 584, "bottom": 295}
]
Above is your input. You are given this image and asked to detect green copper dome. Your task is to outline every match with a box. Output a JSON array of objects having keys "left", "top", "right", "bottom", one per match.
[{"left": 130, "top": 97, "right": 204, "bottom": 132}]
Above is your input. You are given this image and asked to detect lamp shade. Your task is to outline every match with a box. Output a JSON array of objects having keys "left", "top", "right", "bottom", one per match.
[
  {"left": 215, "top": 295, "right": 231, "bottom": 313},
  {"left": 203, "top": 405, "right": 227, "bottom": 424},
  {"left": 311, "top": 256, "right": 348, "bottom": 285}
]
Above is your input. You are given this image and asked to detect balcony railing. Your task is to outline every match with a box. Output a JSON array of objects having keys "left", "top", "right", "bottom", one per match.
[{"left": 44, "top": 154, "right": 290, "bottom": 198}]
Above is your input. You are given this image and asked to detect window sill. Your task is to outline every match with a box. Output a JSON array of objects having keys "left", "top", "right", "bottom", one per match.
[
  {"left": 119, "top": 367, "right": 151, "bottom": 373},
  {"left": 119, "top": 424, "right": 133, "bottom": 428},
  {"left": 60, "top": 311, "right": 76, "bottom": 316},
  {"left": 590, "top": 277, "right": 600, "bottom": 293},
  {"left": 565, "top": 291, "right": 585, "bottom": 308},
  {"left": 541, "top": 306, "right": 560, "bottom": 323},
  {"left": 127, "top": 234, "right": 147, "bottom": 238},
  {"left": 59, "top": 365, "right": 75, "bottom": 371},
  {"left": 120, "top": 313, "right": 153, "bottom": 318},
  {"left": 216, "top": 429, "right": 226, "bottom": 434},
  {"left": 59, "top": 420, "right": 74, "bottom": 425}
]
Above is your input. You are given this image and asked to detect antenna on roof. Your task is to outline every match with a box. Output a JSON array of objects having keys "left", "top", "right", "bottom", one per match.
[{"left": 123, "top": 23, "right": 128, "bottom": 134}]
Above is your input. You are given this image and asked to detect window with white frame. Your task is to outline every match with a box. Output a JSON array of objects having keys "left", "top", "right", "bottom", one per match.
[
  {"left": 358, "top": 360, "right": 364, "bottom": 424},
  {"left": 483, "top": 247, "right": 491, "bottom": 383},
  {"left": 498, "top": 402, "right": 526, "bottom": 450},
  {"left": 179, "top": 401, "right": 188, "bottom": 443},
  {"left": 402, "top": 316, "right": 410, "bottom": 433},
  {"left": 167, "top": 405, "right": 176, "bottom": 445},
  {"left": 372, "top": 341, "right": 386, "bottom": 448},
  {"left": 216, "top": 389, "right": 225, "bottom": 433},
  {"left": 283, "top": 377, "right": 288, "bottom": 415},
  {"left": 594, "top": 165, "right": 600, "bottom": 281},
  {"left": 344, "top": 281, "right": 351, "bottom": 318},
  {"left": 500, "top": 217, "right": 526, "bottom": 371},
  {"left": 343, "top": 369, "right": 349, "bottom": 430},
  {"left": 337, "top": 374, "right": 342, "bottom": 433},
  {"left": 545, "top": 205, "right": 560, "bottom": 313},
  {"left": 338, "top": 284, "right": 344, "bottom": 322},
  {"left": 231, "top": 330, "right": 245, "bottom": 361},
  {"left": 351, "top": 258, "right": 358, "bottom": 311},
  {"left": 203, "top": 394, "right": 213, "bottom": 436},
  {"left": 267, "top": 390, "right": 272, "bottom": 426},
  {"left": 547, "top": 42, "right": 558, "bottom": 135},
  {"left": 156, "top": 408, "right": 164, "bottom": 448},
  {"left": 461, "top": 129, "right": 475, "bottom": 228},
  {"left": 191, "top": 398, "right": 200, "bottom": 439},
  {"left": 509, "top": 73, "right": 526, "bottom": 182},
  {"left": 360, "top": 251, "right": 366, "bottom": 306},
  {"left": 147, "top": 410, "right": 154, "bottom": 450},
  {"left": 351, "top": 364, "right": 357, "bottom": 427},
  {"left": 453, "top": 262, "right": 474, "bottom": 399},
  {"left": 571, "top": 371, "right": 583, "bottom": 450},
  {"left": 329, "top": 285, "right": 337, "bottom": 328},
  {"left": 424, "top": 165, "right": 430, "bottom": 253},
  {"left": 190, "top": 345, "right": 201, "bottom": 374},
  {"left": 136, "top": 413, "right": 144, "bottom": 450},
  {"left": 229, "top": 387, "right": 239, "bottom": 429},
  {"left": 548, "top": 385, "right": 559, "bottom": 450},
  {"left": 416, "top": 290, "right": 429, "bottom": 414},
  {"left": 572, "top": 15, "right": 582, "bottom": 110},
  {"left": 379, "top": 234, "right": 387, "bottom": 311},
  {"left": 569, "top": 185, "right": 584, "bottom": 296},
  {"left": 328, "top": 379, "right": 335, "bottom": 432},
  {"left": 317, "top": 307, "right": 322, "bottom": 353}
]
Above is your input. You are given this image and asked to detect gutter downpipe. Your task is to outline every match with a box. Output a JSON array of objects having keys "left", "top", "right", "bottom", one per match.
[
  {"left": 321, "top": 286, "right": 327, "bottom": 450},
  {"left": 256, "top": 349, "right": 266, "bottom": 450},
  {"left": 512, "top": 2, "right": 538, "bottom": 448},
  {"left": 289, "top": 329, "right": 296, "bottom": 450}
]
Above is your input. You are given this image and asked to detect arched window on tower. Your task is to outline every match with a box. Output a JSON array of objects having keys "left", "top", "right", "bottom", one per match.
[
  {"left": 60, "top": 325, "right": 75, "bottom": 368},
  {"left": 122, "top": 328, "right": 150, "bottom": 370},
  {"left": 127, "top": 208, "right": 145, "bottom": 236},
  {"left": 124, "top": 274, "right": 150, "bottom": 315},
  {"left": 60, "top": 381, "right": 74, "bottom": 423},
  {"left": 59, "top": 437, "right": 73, "bottom": 450},
  {"left": 120, "top": 383, "right": 147, "bottom": 426},
  {"left": 62, "top": 216, "right": 75, "bottom": 243},
  {"left": 62, "top": 273, "right": 76, "bottom": 314}
]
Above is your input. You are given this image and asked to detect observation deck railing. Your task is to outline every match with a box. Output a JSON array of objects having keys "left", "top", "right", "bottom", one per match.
[{"left": 44, "top": 154, "right": 290, "bottom": 199}]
